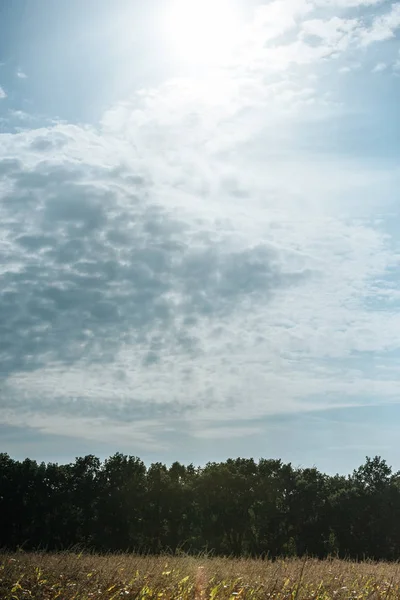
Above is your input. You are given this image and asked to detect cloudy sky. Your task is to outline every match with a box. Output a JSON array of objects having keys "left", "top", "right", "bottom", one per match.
[{"left": 0, "top": 0, "right": 400, "bottom": 474}]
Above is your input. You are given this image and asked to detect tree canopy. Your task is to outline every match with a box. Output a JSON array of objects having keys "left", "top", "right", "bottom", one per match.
[{"left": 1, "top": 453, "right": 399, "bottom": 560}]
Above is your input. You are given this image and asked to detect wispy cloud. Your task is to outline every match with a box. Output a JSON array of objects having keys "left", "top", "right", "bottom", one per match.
[
  {"left": 372, "top": 62, "right": 388, "bottom": 72},
  {"left": 0, "top": 86, "right": 6, "bottom": 99},
  {"left": 0, "top": 90, "right": 399, "bottom": 442},
  {"left": 316, "top": 0, "right": 384, "bottom": 6},
  {"left": 192, "top": 426, "right": 263, "bottom": 440},
  {"left": 359, "top": 2, "right": 400, "bottom": 46},
  {"left": 8, "top": 110, "right": 31, "bottom": 120},
  {"left": 394, "top": 50, "right": 400, "bottom": 70},
  {"left": 0, "top": 0, "right": 400, "bottom": 453},
  {"left": 240, "top": 0, "right": 400, "bottom": 73},
  {"left": 16, "top": 69, "right": 27, "bottom": 79}
]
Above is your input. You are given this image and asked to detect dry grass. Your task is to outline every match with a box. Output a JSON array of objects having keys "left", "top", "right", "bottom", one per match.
[{"left": 1, "top": 552, "right": 400, "bottom": 599}]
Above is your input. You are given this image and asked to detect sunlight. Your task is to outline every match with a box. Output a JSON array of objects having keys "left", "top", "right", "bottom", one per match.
[{"left": 162, "top": 0, "right": 242, "bottom": 67}]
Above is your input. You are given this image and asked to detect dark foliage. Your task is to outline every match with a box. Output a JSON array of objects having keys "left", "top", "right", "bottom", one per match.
[{"left": 1, "top": 453, "right": 399, "bottom": 559}]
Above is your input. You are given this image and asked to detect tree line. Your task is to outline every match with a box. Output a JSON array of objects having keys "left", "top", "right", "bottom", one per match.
[{"left": 1, "top": 452, "right": 400, "bottom": 560}]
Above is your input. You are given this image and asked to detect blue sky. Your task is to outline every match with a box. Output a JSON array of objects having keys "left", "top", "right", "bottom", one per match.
[{"left": 1, "top": 0, "right": 400, "bottom": 474}]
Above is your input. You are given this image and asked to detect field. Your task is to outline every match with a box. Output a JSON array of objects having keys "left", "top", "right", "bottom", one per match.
[{"left": 2, "top": 553, "right": 400, "bottom": 600}]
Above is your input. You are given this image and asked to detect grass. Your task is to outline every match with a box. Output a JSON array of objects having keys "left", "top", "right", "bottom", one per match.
[{"left": 1, "top": 552, "right": 400, "bottom": 599}]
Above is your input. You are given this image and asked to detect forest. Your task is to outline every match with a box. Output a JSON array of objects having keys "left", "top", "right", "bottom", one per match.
[{"left": 1, "top": 452, "right": 399, "bottom": 560}]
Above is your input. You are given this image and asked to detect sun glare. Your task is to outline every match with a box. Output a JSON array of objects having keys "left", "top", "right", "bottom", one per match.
[{"left": 162, "top": 0, "right": 242, "bottom": 67}]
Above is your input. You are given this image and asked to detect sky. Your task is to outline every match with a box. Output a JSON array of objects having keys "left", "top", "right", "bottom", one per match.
[{"left": 0, "top": 0, "right": 400, "bottom": 475}]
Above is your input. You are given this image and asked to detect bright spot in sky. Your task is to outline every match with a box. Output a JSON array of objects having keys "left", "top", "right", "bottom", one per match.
[{"left": 162, "top": 0, "right": 242, "bottom": 67}]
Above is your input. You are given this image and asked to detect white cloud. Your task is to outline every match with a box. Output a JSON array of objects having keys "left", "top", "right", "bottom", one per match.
[
  {"left": 359, "top": 2, "right": 400, "bottom": 46},
  {"left": 302, "top": 16, "right": 360, "bottom": 43},
  {"left": 252, "top": 0, "right": 313, "bottom": 42},
  {"left": 0, "top": 409, "right": 169, "bottom": 450},
  {"left": 372, "top": 62, "right": 388, "bottom": 72},
  {"left": 0, "top": 86, "right": 6, "bottom": 99},
  {"left": 1, "top": 0, "right": 400, "bottom": 447},
  {"left": 237, "top": 1, "right": 400, "bottom": 74},
  {"left": 192, "top": 426, "right": 263, "bottom": 440},
  {"left": 0, "top": 77, "right": 399, "bottom": 444},
  {"left": 315, "top": 0, "right": 384, "bottom": 6},
  {"left": 16, "top": 69, "right": 27, "bottom": 79},
  {"left": 339, "top": 62, "right": 361, "bottom": 73},
  {"left": 10, "top": 110, "right": 31, "bottom": 120}
]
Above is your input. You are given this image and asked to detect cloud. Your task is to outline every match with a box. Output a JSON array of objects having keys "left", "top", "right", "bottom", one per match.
[
  {"left": 8, "top": 110, "right": 31, "bottom": 121},
  {"left": 301, "top": 16, "right": 360, "bottom": 45},
  {"left": 16, "top": 69, "right": 27, "bottom": 79},
  {"left": 252, "top": 0, "right": 313, "bottom": 42},
  {"left": 192, "top": 426, "right": 263, "bottom": 440},
  {"left": 359, "top": 2, "right": 400, "bottom": 46},
  {"left": 0, "top": 409, "right": 169, "bottom": 450},
  {"left": 0, "top": 86, "right": 6, "bottom": 99},
  {"left": 0, "top": 119, "right": 320, "bottom": 430},
  {"left": 394, "top": 50, "right": 400, "bottom": 70},
  {"left": 0, "top": 81, "right": 399, "bottom": 446},
  {"left": 339, "top": 62, "right": 361, "bottom": 73},
  {"left": 372, "top": 62, "right": 388, "bottom": 72},
  {"left": 1, "top": 0, "right": 400, "bottom": 448},
  {"left": 316, "top": 0, "right": 384, "bottom": 5},
  {"left": 239, "top": 1, "right": 400, "bottom": 74}
]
